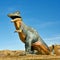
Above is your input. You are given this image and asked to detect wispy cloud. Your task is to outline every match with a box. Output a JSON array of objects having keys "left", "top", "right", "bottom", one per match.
[
  {"left": 44, "top": 35, "right": 60, "bottom": 46},
  {"left": 35, "top": 21, "right": 60, "bottom": 28}
]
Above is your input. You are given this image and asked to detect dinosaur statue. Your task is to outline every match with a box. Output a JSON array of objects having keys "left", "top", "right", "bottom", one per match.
[{"left": 8, "top": 11, "right": 51, "bottom": 55}]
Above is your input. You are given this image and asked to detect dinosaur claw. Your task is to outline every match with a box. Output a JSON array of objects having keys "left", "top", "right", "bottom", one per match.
[{"left": 15, "top": 30, "right": 22, "bottom": 33}]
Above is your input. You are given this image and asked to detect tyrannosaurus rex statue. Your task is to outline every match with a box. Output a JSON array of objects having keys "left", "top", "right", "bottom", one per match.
[{"left": 8, "top": 11, "right": 51, "bottom": 55}]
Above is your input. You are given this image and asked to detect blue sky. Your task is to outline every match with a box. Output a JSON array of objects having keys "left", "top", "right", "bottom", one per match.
[{"left": 0, "top": 0, "right": 60, "bottom": 50}]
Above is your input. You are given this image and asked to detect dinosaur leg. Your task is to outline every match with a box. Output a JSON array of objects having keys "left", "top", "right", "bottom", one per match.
[
  {"left": 32, "top": 41, "right": 50, "bottom": 55},
  {"left": 31, "top": 46, "right": 37, "bottom": 54},
  {"left": 25, "top": 37, "right": 33, "bottom": 54}
]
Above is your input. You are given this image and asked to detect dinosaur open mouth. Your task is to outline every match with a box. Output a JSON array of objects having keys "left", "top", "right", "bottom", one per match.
[
  {"left": 7, "top": 11, "right": 21, "bottom": 19},
  {"left": 9, "top": 16, "right": 21, "bottom": 19}
]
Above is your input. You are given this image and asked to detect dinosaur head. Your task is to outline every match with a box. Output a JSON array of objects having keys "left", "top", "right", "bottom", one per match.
[{"left": 8, "top": 11, "right": 23, "bottom": 31}]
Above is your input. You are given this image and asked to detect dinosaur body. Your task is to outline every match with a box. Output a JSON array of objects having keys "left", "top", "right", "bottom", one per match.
[{"left": 8, "top": 11, "right": 50, "bottom": 55}]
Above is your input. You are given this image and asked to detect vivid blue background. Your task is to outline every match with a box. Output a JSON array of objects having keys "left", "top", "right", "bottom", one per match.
[{"left": 0, "top": 0, "right": 60, "bottom": 50}]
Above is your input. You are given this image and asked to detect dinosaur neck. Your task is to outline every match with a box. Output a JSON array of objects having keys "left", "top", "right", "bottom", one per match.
[
  {"left": 21, "top": 22, "right": 28, "bottom": 34},
  {"left": 21, "top": 22, "right": 27, "bottom": 30}
]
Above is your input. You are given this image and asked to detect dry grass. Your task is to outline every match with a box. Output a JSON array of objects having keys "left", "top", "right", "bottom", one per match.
[
  {"left": 0, "top": 50, "right": 60, "bottom": 60},
  {"left": 0, "top": 55, "right": 60, "bottom": 60}
]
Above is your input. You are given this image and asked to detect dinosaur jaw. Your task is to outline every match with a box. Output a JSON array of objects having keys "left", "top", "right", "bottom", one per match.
[{"left": 11, "top": 18, "right": 22, "bottom": 22}]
